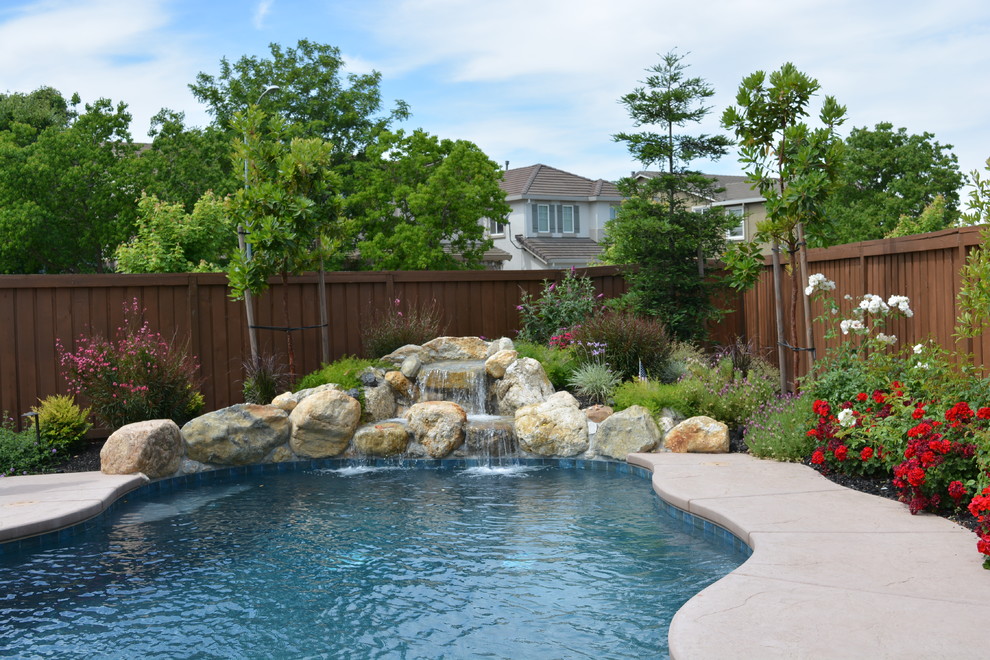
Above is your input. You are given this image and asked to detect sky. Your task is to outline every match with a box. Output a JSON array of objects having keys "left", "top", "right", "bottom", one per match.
[{"left": 2, "top": 0, "right": 989, "bottom": 188}]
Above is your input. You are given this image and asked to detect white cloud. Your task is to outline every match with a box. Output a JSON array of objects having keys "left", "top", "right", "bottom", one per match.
[{"left": 253, "top": 0, "right": 273, "bottom": 30}]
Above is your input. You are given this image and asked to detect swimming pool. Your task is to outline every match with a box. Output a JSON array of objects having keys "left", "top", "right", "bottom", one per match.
[{"left": 1, "top": 461, "right": 746, "bottom": 658}]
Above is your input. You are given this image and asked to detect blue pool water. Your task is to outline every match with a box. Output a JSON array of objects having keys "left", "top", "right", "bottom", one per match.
[{"left": 1, "top": 463, "right": 745, "bottom": 658}]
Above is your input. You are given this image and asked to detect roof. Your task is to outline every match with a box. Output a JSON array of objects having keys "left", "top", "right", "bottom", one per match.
[
  {"left": 515, "top": 235, "right": 604, "bottom": 266},
  {"left": 441, "top": 243, "right": 512, "bottom": 263},
  {"left": 501, "top": 164, "right": 622, "bottom": 200},
  {"left": 633, "top": 171, "right": 765, "bottom": 203}
]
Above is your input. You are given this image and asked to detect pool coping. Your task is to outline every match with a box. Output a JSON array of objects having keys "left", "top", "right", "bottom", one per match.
[
  {"left": 628, "top": 452, "right": 990, "bottom": 659},
  {"left": 3, "top": 455, "right": 989, "bottom": 658}
]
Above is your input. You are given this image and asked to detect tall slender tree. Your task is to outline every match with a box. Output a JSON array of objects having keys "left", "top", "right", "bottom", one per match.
[
  {"left": 722, "top": 63, "right": 846, "bottom": 386},
  {"left": 604, "top": 50, "right": 736, "bottom": 341}
]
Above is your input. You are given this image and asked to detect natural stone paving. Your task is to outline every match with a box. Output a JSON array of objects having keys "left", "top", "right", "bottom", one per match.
[{"left": 628, "top": 452, "right": 990, "bottom": 659}]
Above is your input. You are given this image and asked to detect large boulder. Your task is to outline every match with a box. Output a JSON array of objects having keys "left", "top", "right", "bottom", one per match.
[
  {"left": 486, "top": 337, "right": 514, "bottom": 357},
  {"left": 384, "top": 370, "right": 414, "bottom": 400},
  {"left": 420, "top": 336, "right": 489, "bottom": 361},
  {"left": 485, "top": 349, "right": 518, "bottom": 379},
  {"left": 494, "top": 357, "right": 555, "bottom": 415},
  {"left": 182, "top": 404, "right": 289, "bottom": 465},
  {"left": 514, "top": 391, "right": 589, "bottom": 457},
  {"left": 404, "top": 401, "right": 467, "bottom": 458},
  {"left": 271, "top": 383, "right": 341, "bottom": 413},
  {"left": 594, "top": 405, "right": 661, "bottom": 460},
  {"left": 289, "top": 389, "right": 362, "bottom": 458},
  {"left": 353, "top": 422, "right": 409, "bottom": 457},
  {"left": 101, "top": 419, "right": 183, "bottom": 478},
  {"left": 664, "top": 416, "right": 730, "bottom": 453}
]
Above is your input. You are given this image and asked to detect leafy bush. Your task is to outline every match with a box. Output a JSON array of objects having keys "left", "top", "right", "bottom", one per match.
[
  {"left": 32, "top": 395, "right": 91, "bottom": 455},
  {"left": 516, "top": 268, "right": 600, "bottom": 345},
  {"left": 243, "top": 354, "right": 291, "bottom": 404},
  {"left": 295, "top": 356, "right": 387, "bottom": 392},
  {"left": 571, "top": 311, "right": 672, "bottom": 380},
  {"left": 744, "top": 394, "right": 816, "bottom": 461},
  {"left": 513, "top": 341, "right": 577, "bottom": 390},
  {"left": 57, "top": 299, "right": 204, "bottom": 429},
  {"left": 0, "top": 411, "right": 62, "bottom": 476},
  {"left": 361, "top": 297, "right": 446, "bottom": 359},
  {"left": 567, "top": 362, "right": 621, "bottom": 405},
  {"left": 677, "top": 356, "right": 780, "bottom": 430},
  {"left": 612, "top": 380, "right": 693, "bottom": 418}
]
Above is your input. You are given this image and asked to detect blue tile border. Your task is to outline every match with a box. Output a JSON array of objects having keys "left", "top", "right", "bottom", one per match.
[{"left": 1, "top": 457, "right": 750, "bottom": 560}]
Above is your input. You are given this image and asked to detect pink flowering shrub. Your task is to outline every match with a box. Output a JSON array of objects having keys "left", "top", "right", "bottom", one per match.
[
  {"left": 57, "top": 299, "right": 204, "bottom": 429},
  {"left": 360, "top": 297, "right": 446, "bottom": 359}
]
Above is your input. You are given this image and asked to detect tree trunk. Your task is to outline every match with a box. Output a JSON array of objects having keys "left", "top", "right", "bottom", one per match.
[
  {"left": 771, "top": 240, "right": 789, "bottom": 394},
  {"left": 796, "top": 221, "right": 815, "bottom": 376}
]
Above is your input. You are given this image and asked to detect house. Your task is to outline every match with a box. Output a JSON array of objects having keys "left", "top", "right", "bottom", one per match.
[
  {"left": 489, "top": 164, "right": 624, "bottom": 270},
  {"left": 632, "top": 171, "right": 768, "bottom": 249},
  {"left": 487, "top": 165, "right": 769, "bottom": 270}
]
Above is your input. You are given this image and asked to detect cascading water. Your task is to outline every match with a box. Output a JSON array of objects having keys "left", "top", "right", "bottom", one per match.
[{"left": 416, "top": 360, "right": 517, "bottom": 465}]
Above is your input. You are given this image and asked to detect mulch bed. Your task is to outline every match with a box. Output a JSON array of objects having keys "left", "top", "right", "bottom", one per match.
[{"left": 52, "top": 440, "right": 105, "bottom": 474}]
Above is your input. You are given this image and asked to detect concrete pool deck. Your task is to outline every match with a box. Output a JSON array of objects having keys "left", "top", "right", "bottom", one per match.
[
  {"left": 3, "top": 455, "right": 989, "bottom": 658},
  {"left": 629, "top": 452, "right": 990, "bottom": 659}
]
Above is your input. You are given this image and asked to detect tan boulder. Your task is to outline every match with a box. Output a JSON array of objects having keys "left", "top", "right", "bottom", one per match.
[
  {"left": 384, "top": 370, "right": 414, "bottom": 399},
  {"left": 594, "top": 405, "right": 661, "bottom": 460},
  {"left": 404, "top": 401, "right": 467, "bottom": 458},
  {"left": 101, "top": 419, "right": 183, "bottom": 478},
  {"left": 494, "top": 357, "right": 555, "bottom": 415},
  {"left": 182, "top": 404, "right": 289, "bottom": 465},
  {"left": 289, "top": 388, "right": 362, "bottom": 458},
  {"left": 271, "top": 383, "right": 341, "bottom": 412},
  {"left": 583, "top": 404, "right": 614, "bottom": 424},
  {"left": 664, "top": 416, "right": 730, "bottom": 453},
  {"left": 353, "top": 422, "right": 410, "bottom": 457},
  {"left": 420, "top": 336, "right": 490, "bottom": 361},
  {"left": 514, "top": 391, "right": 589, "bottom": 457},
  {"left": 485, "top": 349, "right": 518, "bottom": 378}
]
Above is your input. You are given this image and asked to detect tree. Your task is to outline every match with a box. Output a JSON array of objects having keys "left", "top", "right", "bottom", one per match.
[
  {"left": 344, "top": 129, "right": 506, "bottom": 270},
  {"left": 114, "top": 192, "right": 236, "bottom": 273},
  {"left": 603, "top": 50, "right": 736, "bottom": 341},
  {"left": 0, "top": 87, "right": 73, "bottom": 138},
  {"left": 136, "top": 109, "right": 239, "bottom": 212},
  {"left": 0, "top": 96, "right": 143, "bottom": 273},
  {"left": 722, "top": 63, "right": 846, "bottom": 387},
  {"left": 189, "top": 39, "right": 409, "bottom": 171},
  {"left": 818, "top": 123, "right": 965, "bottom": 245},
  {"left": 885, "top": 195, "right": 951, "bottom": 239},
  {"left": 227, "top": 107, "right": 341, "bottom": 376}
]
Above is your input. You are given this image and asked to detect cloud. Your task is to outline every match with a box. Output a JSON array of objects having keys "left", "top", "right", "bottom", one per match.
[{"left": 253, "top": 0, "right": 273, "bottom": 30}]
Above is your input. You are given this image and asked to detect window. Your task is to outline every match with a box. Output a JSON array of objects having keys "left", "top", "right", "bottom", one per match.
[
  {"left": 609, "top": 205, "right": 620, "bottom": 220},
  {"left": 537, "top": 204, "right": 550, "bottom": 232},
  {"left": 561, "top": 205, "right": 574, "bottom": 233},
  {"left": 725, "top": 206, "right": 745, "bottom": 241},
  {"left": 487, "top": 217, "right": 506, "bottom": 236}
]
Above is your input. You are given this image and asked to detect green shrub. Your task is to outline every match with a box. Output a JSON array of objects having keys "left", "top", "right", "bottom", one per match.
[
  {"left": 613, "top": 380, "right": 694, "bottom": 417},
  {"left": 679, "top": 356, "right": 781, "bottom": 429},
  {"left": 513, "top": 341, "right": 577, "bottom": 390},
  {"left": 656, "top": 341, "right": 707, "bottom": 383},
  {"left": 57, "top": 298, "right": 204, "bottom": 429},
  {"left": 744, "top": 394, "right": 816, "bottom": 461},
  {"left": 295, "top": 356, "right": 388, "bottom": 392},
  {"left": 32, "top": 395, "right": 91, "bottom": 455},
  {"left": 361, "top": 297, "right": 447, "bottom": 358},
  {"left": 243, "top": 354, "right": 291, "bottom": 404},
  {"left": 567, "top": 362, "right": 621, "bottom": 405},
  {"left": 516, "top": 268, "right": 599, "bottom": 345},
  {"left": 0, "top": 411, "right": 61, "bottom": 476},
  {"left": 571, "top": 311, "right": 672, "bottom": 380}
]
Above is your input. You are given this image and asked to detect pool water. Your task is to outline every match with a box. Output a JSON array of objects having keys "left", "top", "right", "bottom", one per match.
[{"left": 1, "top": 465, "right": 744, "bottom": 658}]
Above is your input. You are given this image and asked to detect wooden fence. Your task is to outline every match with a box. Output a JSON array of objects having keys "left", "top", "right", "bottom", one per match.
[
  {"left": 0, "top": 266, "right": 628, "bottom": 428},
  {"left": 715, "top": 225, "right": 990, "bottom": 383}
]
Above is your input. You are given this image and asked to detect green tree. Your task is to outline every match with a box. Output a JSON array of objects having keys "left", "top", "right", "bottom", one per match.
[
  {"left": 114, "top": 192, "right": 236, "bottom": 273},
  {"left": 885, "top": 195, "right": 951, "bottom": 239},
  {"left": 0, "top": 87, "right": 73, "bottom": 139},
  {"left": 818, "top": 123, "right": 964, "bottom": 245},
  {"left": 227, "top": 107, "right": 341, "bottom": 375},
  {"left": 136, "top": 109, "right": 239, "bottom": 212},
  {"left": 0, "top": 96, "right": 143, "bottom": 273},
  {"left": 956, "top": 158, "right": 990, "bottom": 338},
  {"left": 603, "top": 50, "right": 736, "bottom": 341},
  {"left": 345, "top": 129, "right": 506, "bottom": 270},
  {"left": 189, "top": 39, "right": 409, "bottom": 170},
  {"left": 721, "top": 63, "right": 846, "bottom": 387}
]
